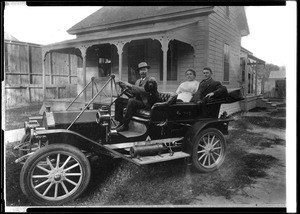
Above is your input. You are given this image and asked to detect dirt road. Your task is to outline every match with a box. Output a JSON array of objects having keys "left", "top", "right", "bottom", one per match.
[{"left": 5, "top": 108, "right": 285, "bottom": 208}]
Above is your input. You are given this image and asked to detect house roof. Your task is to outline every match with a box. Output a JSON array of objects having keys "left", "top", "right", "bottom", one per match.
[
  {"left": 269, "top": 70, "right": 286, "bottom": 79},
  {"left": 235, "top": 7, "right": 249, "bottom": 36},
  {"left": 68, "top": 6, "right": 214, "bottom": 35},
  {"left": 241, "top": 46, "right": 253, "bottom": 55},
  {"left": 44, "top": 19, "right": 199, "bottom": 50}
]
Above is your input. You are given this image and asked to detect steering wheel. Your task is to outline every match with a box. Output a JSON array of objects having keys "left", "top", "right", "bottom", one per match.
[{"left": 118, "top": 81, "right": 135, "bottom": 98}]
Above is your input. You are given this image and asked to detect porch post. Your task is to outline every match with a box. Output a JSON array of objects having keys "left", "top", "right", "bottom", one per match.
[
  {"left": 114, "top": 42, "right": 125, "bottom": 81},
  {"left": 78, "top": 45, "right": 88, "bottom": 102},
  {"left": 245, "top": 58, "right": 249, "bottom": 95},
  {"left": 255, "top": 61, "right": 258, "bottom": 95},
  {"left": 42, "top": 49, "right": 48, "bottom": 101},
  {"left": 160, "top": 37, "right": 170, "bottom": 92}
]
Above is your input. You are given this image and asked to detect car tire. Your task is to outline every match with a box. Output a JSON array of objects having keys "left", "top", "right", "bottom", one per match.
[
  {"left": 192, "top": 128, "right": 226, "bottom": 173},
  {"left": 20, "top": 144, "right": 91, "bottom": 206}
]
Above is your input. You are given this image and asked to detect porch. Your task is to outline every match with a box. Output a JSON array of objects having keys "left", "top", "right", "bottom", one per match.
[{"left": 40, "top": 18, "right": 202, "bottom": 104}]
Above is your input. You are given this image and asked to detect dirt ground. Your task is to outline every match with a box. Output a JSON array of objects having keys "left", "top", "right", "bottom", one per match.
[{"left": 4, "top": 106, "right": 286, "bottom": 209}]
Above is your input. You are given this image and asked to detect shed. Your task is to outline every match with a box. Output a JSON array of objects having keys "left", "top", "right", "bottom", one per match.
[{"left": 264, "top": 69, "right": 286, "bottom": 98}]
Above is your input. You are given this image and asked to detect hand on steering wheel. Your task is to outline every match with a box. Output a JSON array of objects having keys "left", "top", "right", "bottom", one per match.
[{"left": 118, "top": 81, "right": 134, "bottom": 98}]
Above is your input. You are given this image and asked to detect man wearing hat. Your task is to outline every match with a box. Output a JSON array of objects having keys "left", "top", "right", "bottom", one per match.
[
  {"left": 115, "top": 62, "right": 153, "bottom": 132},
  {"left": 135, "top": 62, "right": 150, "bottom": 87}
]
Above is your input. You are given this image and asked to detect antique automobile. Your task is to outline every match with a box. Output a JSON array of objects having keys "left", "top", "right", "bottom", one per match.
[{"left": 14, "top": 74, "right": 243, "bottom": 206}]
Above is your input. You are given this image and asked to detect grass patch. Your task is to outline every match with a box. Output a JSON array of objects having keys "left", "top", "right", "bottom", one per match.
[
  {"left": 5, "top": 142, "right": 34, "bottom": 206},
  {"left": 242, "top": 116, "right": 285, "bottom": 129},
  {"left": 5, "top": 104, "right": 42, "bottom": 130}
]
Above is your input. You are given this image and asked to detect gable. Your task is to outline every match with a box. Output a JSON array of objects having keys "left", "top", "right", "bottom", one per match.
[{"left": 236, "top": 7, "right": 249, "bottom": 36}]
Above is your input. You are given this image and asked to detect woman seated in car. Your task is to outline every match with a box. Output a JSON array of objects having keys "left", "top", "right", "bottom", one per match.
[{"left": 176, "top": 69, "right": 199, "bottom": 102}]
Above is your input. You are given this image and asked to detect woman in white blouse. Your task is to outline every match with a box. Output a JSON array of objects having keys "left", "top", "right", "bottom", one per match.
[{"left": 176, "top": 69, "right": 199, "bottom": 102}]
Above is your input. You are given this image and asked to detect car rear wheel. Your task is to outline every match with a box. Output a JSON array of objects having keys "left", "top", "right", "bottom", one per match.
[
  {"left": 20, "top": 144, "right": 91, "bottom": 206},
  {"left": 192, "top": 128, "right": 226, "bottom": 173}
]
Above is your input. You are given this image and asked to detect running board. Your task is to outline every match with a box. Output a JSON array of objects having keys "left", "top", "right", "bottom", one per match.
[
  {"left": 127, "top": 151, "right": 190, "bottom": 165},
  {"left": 104, "top": 137, "right": 184, "bottom": 150}
]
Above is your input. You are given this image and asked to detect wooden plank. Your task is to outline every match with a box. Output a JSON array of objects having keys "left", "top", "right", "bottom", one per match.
[
  {"left": 32, "top": 74, "right": 42, "bottom": 84},
  {"left": 68, "top": 54, "right": 71, "bottom": 84},
  {"left": 53, "top": 52, "right": 69, "bottom": 75},
  {"left": 27, "top": 45, "right": 31, "bottom": 104},
  {"left": 70, "top": 55, "right": 77, "bottom": 75},
  {"left": 10, "top": 44, "right": 20, "bottom": 75},
  {"left": 44, "top": 52, "right": 50, "bottom": 75},
  {"left": 50, "top": 52, "right": 53, "bottom": 84},
  {"left": 19, "top": 45, "right": 29, "bottom": 84},
  {"left": 5, "top": 72, "right": 30, "bottom": 75},
  {"left": 45, "top": 88, "right": 56, "bottom": 99},
  {"left": 5, "top": 73, "right": 77, "bottom": 77},
  {"left": 4, "top": 40, "right": 41, "bottom": 48},
  {"left": 31, "top": 46, "right": 42, "bottom": 74}
]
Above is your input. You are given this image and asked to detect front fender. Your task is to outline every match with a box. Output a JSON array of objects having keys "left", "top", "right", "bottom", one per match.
[
  {"left": 34, "top": 129, "right": 121, "bottom": 158},
  {"left": 183, "top": 118, "right": 232, "bottom": 154},
  {"left": 191, "top": 118, "right": 232, "bottom": 136}
]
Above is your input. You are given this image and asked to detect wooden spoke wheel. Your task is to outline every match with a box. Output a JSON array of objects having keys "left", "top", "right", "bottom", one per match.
[
  {"left": 20, "top": 144, "right": 91, "bottom": 206},
  {"left": 192, "top": 128, "right": 227, "bottom": 173}
]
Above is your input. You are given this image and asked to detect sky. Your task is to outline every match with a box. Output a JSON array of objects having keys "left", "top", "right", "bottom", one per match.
[{"left": 4, "top": 2, "right": 296, "bottom": 67}]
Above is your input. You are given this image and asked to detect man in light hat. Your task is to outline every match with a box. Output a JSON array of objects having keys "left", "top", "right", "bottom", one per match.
[
  {"left": 116, "top": 62, "right": 158, "bottom": 132},
  {"left": 135, "top": 62, "right": 150, "bottom": 87}
]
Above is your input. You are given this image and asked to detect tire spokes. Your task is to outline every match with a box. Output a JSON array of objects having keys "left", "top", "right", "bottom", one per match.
[
  {"left": 197, "top": 132, "right": 223, "bottom": 168},
  {"left": 31, "top": 152, "right": 83, "bottom": 201}
]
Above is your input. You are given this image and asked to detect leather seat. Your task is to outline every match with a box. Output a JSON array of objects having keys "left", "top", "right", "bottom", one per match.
[{"left": 132, "top": 92, "right": 177, "bottom": 119}]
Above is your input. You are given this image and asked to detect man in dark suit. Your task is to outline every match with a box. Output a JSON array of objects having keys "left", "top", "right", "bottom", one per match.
[
  {"left": 190, "top": 67, "right": 228, "bottom": 117},
  {"left": 191, "top": 67, "right": 227, "bottom": 102},
  {"left": 116, "top": 77, "right": 163, "bottom": 132}
]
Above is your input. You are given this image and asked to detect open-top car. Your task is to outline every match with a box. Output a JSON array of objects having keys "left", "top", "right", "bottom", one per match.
[{"left": 13, "top": 74, "right": 243, "bottom": 206}]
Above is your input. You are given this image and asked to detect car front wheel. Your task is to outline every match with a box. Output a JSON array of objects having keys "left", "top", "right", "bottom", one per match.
[
  {"left": 20, "top": 144, "right": 91, "bottom": 206},
  {"left": 192, "top": 128, "right": 226, "bottom": 173}
]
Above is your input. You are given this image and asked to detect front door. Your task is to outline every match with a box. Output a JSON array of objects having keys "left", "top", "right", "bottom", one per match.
[
  {"left": 275, "top": 79, "right": 286, "bottom": 98},
  {"left": 128, "top": 45, "right": 145, "bottom": 84}
]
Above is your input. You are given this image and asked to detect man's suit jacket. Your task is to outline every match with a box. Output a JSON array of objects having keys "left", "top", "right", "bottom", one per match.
[
  {"left": 131, "top": 85, "right": 163, "bottom": 108},
  {"left": 190, "top": 78, "right": 227, "bottom": 103},
  {"left": 135, "top": 76, "right": 150, "bottom": 87}
]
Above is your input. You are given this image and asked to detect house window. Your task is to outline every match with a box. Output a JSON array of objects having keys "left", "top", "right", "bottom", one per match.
[
  {"left": 160, "top": 41, "right": 178, "bottom": 81},
  {"left": 98, "top": 58, "right": 111, "bottom": 77},
  {"left": 223, "top": 43, "right": 230, "bottom": 82},
  {"left": 225, "top": 6, "right": 230, "bottom": 17}
]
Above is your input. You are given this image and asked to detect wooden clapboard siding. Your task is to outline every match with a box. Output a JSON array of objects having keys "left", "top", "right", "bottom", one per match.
[
  {"left": 208, "top": 6, "right": 242, "bottom": 89},
  {"left": 219, "top": 102, "right": 242, "bottom": 117}
]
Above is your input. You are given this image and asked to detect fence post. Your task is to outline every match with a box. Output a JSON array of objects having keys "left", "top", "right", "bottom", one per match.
[
  {"left": 56, "top": 86, "right": 59, "bottom": 99},
  {"left": 68, "top": 54, "right": 72, "bottom": 84},
  {"left": 42, "top": 49, "right": 48, "bottom": 101}
]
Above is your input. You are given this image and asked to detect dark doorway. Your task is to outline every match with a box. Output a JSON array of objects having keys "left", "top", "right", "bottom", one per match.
[
  {"left": 128, "top": 45, "right": 145, "bottom": 84},
  {"left": 275, "top": 79, "right": 286, "bottom": 98}
]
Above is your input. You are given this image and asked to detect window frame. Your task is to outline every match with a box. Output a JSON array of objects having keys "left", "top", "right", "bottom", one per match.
[{"left": 223, "top": 43, "right": 230, "bottom": 82}]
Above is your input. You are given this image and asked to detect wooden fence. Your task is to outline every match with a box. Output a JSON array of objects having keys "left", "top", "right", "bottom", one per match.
[{"left": 4, "top": 40, "right": 78, "bottom": 108}]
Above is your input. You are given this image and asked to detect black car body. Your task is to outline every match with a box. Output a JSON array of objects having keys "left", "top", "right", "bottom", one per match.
[{"left": 14, "top": 75, "right": 243, "bottom": 205}]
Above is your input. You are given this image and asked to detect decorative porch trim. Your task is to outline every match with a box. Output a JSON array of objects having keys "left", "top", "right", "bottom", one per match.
[
  {"left": 156, "top": 36, "right": 171, "bottom": 92},
  {"left": 112, "top": 40, "right": 132, "bottom": 81}
]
